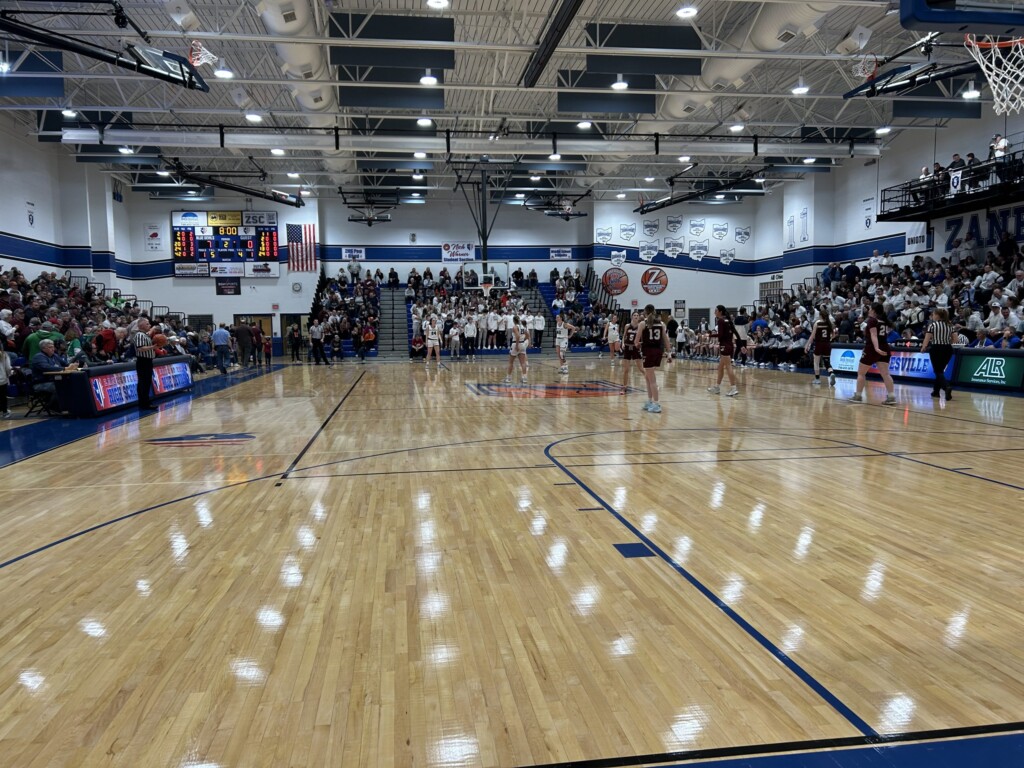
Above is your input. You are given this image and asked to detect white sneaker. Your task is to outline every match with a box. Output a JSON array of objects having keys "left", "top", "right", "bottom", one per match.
[
  {"left": 883, "top": 394, "right": 897, "bottom": 405},
  {"left": 847, "top": 393, "right": 863, "bottom": 403},
  {"left": 828, "top": 372, "right": 836, "bottom": 387},
  {"left": 642, "top": 401, "right": 653, "bottom": 411},
  {"left": 1, "top": 410, "right": 10, "bottom": 418},
  {"left": 520, "top": 376, "right": 528, "bottom": 384},
  {"left": 559, "top": 366, "right": 568, "bottom": 374},
  {"left": 812, "top": 379, "right": 821, "bottom": 386},
  {"left": 726, "top": 387, "right": 739, "bottom": 397},
  {"left": 502, "top": 376, "right": 512, "bottom": 384},
  {"left": 648, "top": 403, "right": 662, "bottom": 413},
  {"left": 707, "top": 385, "right": 720, "bottom": 394}
]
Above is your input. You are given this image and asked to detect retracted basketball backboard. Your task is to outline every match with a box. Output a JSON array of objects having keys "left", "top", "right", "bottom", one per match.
[{"left": 900, "top": 0, "right": 1024, "bottom": 34}]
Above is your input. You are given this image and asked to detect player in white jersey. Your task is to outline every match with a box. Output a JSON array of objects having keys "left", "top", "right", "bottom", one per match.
[
  {"left": 503, "top": 316, "right": 530, "bottom": 385},
  {"left": 603, "top": 314, "right": 622, "bottom": 364},
  {"left": 424, "top": 316, "right": 443, "bottom": 367},
  {"left": 554, "top": 313, "right": 577, "bottom": 375}
]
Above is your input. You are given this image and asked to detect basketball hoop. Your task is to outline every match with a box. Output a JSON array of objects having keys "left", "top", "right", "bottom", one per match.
[
  {"left": 188, "top": 40, "right": 218, "bottom": 68},
  {"left": 851, "top": 53, "right": 879, "bottom": 81},
  {"left": 965, "top": 34, "right": 1024, "bottom": 115}
]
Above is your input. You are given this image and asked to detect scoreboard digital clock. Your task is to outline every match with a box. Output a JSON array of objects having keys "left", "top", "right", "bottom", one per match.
[{"left": 171, "top": 211, "right": 280, "bottom": 278}]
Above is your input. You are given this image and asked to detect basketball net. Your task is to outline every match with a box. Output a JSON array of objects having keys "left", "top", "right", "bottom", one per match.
[
  {"left": 188, "top": 40, "right": 218, "bottom": 67},
  {"left": 851, "top": 53, "right": 878, "bottom": 81},
  {"left": 965, "top": 34, "right": 1024, "bottom": 115}
]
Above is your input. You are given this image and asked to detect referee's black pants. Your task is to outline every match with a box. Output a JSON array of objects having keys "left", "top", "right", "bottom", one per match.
[
  {"left": 929, "top": 345, "right": 953, "bottom": 394},
  {"left": 136, "top": 356, "right": 154, "bottom": 408}
]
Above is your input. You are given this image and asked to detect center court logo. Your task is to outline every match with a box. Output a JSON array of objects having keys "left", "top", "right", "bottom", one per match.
[
  {"left": 602, "top": 267, "right": 629, "bottom": 295},
  {"left": 641, "top": 267, "right": 668, "bottom": 295}
]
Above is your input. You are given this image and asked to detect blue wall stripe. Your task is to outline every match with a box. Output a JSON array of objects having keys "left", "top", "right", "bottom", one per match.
[{"left": 0, "top": 230, "right": 915, "bottom": 281}]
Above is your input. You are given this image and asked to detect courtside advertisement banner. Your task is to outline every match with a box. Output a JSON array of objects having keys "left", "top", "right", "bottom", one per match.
[
  {"left": 830, "top": 347, "right": 955, "bottom": 381},
  {"left": 955, "top": 353, "right": 1024, "bottom": 389},
  {"left": 153, "top": 363, "right": 193, "bottom": 395},
  {"left": 90, "top": 371, "right": 138, "bottom": 412}
]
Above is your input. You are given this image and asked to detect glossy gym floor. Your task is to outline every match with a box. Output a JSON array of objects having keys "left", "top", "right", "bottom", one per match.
[{"left": 0, "top": 357, "right": 1021, "bottom": 768}]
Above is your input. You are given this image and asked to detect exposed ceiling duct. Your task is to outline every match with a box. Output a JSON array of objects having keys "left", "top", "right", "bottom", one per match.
[{"left": 255, "top": 0, "right": 353, "bottom": 184}]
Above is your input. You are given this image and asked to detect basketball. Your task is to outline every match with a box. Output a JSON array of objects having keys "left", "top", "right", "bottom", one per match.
[{"left": 152, "top": 333, "right": 168, "bottom": 346}]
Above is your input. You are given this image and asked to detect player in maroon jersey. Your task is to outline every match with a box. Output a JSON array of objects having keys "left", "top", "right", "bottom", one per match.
[
  {"left": 805, "top": 304, "right": 837, "bottom": 387},
  {"left": 849, "top": 302, "right": 896, "bottom": 404},
  {"left": 637, "top": 305, "right": 671, "bottom": 413},
  {"left": 620, "top": 311, "right": 642, "bottom": 394},
  {"left": 707, "top": 305, "right": 740, "bottom": 397}
]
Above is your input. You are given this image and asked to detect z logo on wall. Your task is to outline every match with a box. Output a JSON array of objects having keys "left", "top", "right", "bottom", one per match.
[
  {"left": 664, "top": 238, "right": 684, "bottom": 258},
  {"left": 689, "top": 218, "right": 706, "bottom": 236},
  {"left": 719, "top": 248, "right": 736, "bottom": 265},
  {"left": 620, "top": 223, "right": 636, "bottom": 241},
  {"left": 639, "top": 240, "right": 659, "bottom": 262},
  {"left": 597, "top": 227, "right": 612, "bottom": 244},
  {"left": 734, "top": 226, "right": 751, "bottom": 244},
  {"left": 688, "top": 239, "right": 709, "bottom": 261},
  {"left": 712, "top": 222, "right": 729, "bottom": 240},
  {"left": 641, "top": 267, "right": 669, "bottom": 296},
  {"left": 667, "top": 215, "right": 683, "bottom": 233},
  {"left": 643, "top": 219, "right": 660, "bottom": 236},
  {"left": 609, "top": 249, "right": 627, "bottom": 266}
]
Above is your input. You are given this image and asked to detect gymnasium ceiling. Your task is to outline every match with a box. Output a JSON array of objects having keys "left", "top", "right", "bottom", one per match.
[{"left": 0, "top": 0, "right": 979, "bottom": 203}]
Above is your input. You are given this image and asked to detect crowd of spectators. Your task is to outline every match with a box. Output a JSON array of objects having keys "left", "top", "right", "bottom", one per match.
[
  {"left": 909, "top": 134, "right": 1013, "bottom": 204},
  {"left": 731, "top": 238, "right": 1024, "bottom": 370}
]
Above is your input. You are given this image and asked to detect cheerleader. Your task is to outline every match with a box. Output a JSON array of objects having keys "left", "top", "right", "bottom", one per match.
[
  {"left": 805, "top": 304, "right": 837, "bottom": 387},
  {"left": 554, "top": 313, "right": 577, "bottom": 375},
  {"left": 424, "top": 315, "right": 443, "bottom": 367}
]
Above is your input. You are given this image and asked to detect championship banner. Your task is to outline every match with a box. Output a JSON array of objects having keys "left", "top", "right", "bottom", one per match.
[
  {"left": 441, "top": 241, "right": 476, "bottom": 262},
  {"left": 949, "top": 169, "right": 963, "bottom": 195},
  {"left": 550, "top": 247, "right": 572, "bottom": 260}
]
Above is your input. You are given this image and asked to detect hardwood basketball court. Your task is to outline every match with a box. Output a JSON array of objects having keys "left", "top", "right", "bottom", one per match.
[{"left": 1, "top": 359, "right": 1022, "bottom": 767}]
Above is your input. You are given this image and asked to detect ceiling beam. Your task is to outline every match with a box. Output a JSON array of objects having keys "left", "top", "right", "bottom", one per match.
[{"left": 520, "top": 0, "right": 586, "bottom": 88}]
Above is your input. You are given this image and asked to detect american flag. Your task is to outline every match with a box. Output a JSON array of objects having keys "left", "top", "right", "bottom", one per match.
[{"left": 287, "top": 223, "right": 317, "bottom": 272}]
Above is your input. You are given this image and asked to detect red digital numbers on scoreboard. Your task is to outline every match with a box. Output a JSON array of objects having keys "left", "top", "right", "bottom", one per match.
[
  {"left": 172, "top": 227, "right": 196, "bottom": 260},
  {"left": 257, "top": 228, "right": 279, "bottom": 261}
]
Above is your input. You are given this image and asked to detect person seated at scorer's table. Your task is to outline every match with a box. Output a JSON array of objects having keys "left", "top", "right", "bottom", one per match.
[{"left": 30, "top": 338, "right": 77, "bottom": 411}]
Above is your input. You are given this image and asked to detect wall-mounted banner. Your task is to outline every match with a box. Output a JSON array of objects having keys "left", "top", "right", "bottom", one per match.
[
  {"left": 666, "top": 216, "right": 683, "bottom": 233},
  {"left": 641, "top": 267, "right": 669, "bottom": 295},
  {"left": 174, "top": 263, "right": 210, "bottom": 278},
  {"left": 596, "top": 227, "right": 612, "bottom": 244},
  {"left": 441, "top": 241, "right": 476, "bottom": 262},
  {"left": 689, "top": 218, "right": 705, "bottom": 236},
  {"left": 664, "top": 239, "right": 684, "bottom": 258},
  {"left": 734, "top": 226, "right": 751, "bottom": 244},
  {"left": 209, "top": 263, "right": 244, "bottom": 277},
  {"left": 620, "top": 223, "right": 636, "bottom": 241},
  {"left": 172, "top": 211, "right": 208, "bottom": 227},
  {"left": 145, "top": 224, "right": 162, "bottom": 252},
  {"left": 720, "top": 248, "right": 736, "bottom": 265},
  {"left": 342, "top": 246, "right": 366, "bottom": 261},
  {"left": 215, "top": 277, "right": 241, "bottom": 295},
  {"left": 949, "top": 169, "right": 963, "bottom": 195},
  {"left": 688, "top": 239, "right": 709, "bottom": 261},
  {"left": 639, "top": 240, "right": 659, "bottom": 262},
  {"left": 550, "top": 247, "right": 573, "bottom": 260},
  {"left": 643, "top": 219, "right": 660, "bottom": 236},
  {"left": 208, "top": 211, "right": 242, "bottom": 226},
  {"left": 674, "top": 300, "right": 687, "bottom": 319},
  {"left": 712, "top": 222, "right": 729, "bottom": 240},
  {"left": 26, "top": 201, "right": 36, "bottom": 230},
  {"left": 602, "top": 267, "right": 629, "bottom": 296},
  {"left": 244, "top": 261, "right": 280, "bottom": 278},
  {"left": 609, "top": 249, "right": 627, "bottom": 266}
]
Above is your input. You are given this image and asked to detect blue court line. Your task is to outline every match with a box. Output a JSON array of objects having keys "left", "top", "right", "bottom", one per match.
[
  {"left": 543, "top": 433, "right": 878, "bottom": 737},
  {"left": 0, "top": 365, "right": 281, "bottom": 470}
]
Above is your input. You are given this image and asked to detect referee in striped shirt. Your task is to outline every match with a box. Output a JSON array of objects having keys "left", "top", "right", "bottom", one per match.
[
  {"left": 133, "top": 318, "right": 158, "bottom": 410},
  {"left": 921, "top": 308, "right": 954, "bottom": 400}
]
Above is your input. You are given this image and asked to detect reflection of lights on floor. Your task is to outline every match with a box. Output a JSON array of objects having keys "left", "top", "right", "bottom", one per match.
[
  {"left": 517, "top": 487, "right": 532, "bottom": 511},
  {"left": 311, "top": 501, "right": 326, "bottom": 521},
  {"left": 546, "top": 540, "right": 568, "bottom": 571},
  {"left": 80, "top": 619, "right": 107, "bottom": 638},
  {"left": 136, "top": 579, "right": 152, "bottom": 596},
  {"left": 748, "top": 503, "right": 765, "bottom": 532},
  {"left": 861, "top": 562, "right": 886, "bottom": 601},
  {"left": 230, "top": 658, "right": 267, "bottom": 686},
  {"left": 531, "top": 516, "right": 547, "bottom": 536},
  {"left": 673, "top": 536, "right": 693, "bottom": 563},
  {"left": 641, "top": 513, "right": 658, "bottom": 534},
  {"left": 944, "top": 608, "right": 970, "bottom": 648},
  {"left": 170, "top": 530, "right": 189, "bottom": 563},
  {"left": 257, "top": 607, "right": 285, "bottom": 631},
  {"left": 297, "top": 526, "right": 317, "bottom": 550},
  {"left": 880, "top": 694, "right": 916, "bottom": 732},
  {"left": 418, "top": 519, "right": 436, "bottom": 544},
  {"left": 710, "top": 481, "right": 726, "bottom": 509},
  {"left": 195, "top": 500, "right": 212, "bottom": 528},
  {"left": 420, "top": 592, "right": 450, "bottom": 619},
  {"left": 428, "top": 644, "right": 459, "bottom": 666},
  {"left": 280, "top": 556, "right": 303, "bottom": 588},
  {"left": 416, "top": 490, "right": 432, "bottom": 511},
  {"left": 780, "top": 623, "right": 804, "bottom": 653},
  {"left": 794, "top": 526, "right": 814, "bottom": 560},
  {"left": 417, "top": 551, "right": 442, "bottom": 574},
  {"left": 721, "top": 574, "right": 744, "bottom": 605},
  {"left": 609, "top": 635, "right": 635, "bottom": 657},
  {"left": 429, "top": 735, "right": 479, "bottom": 767},
  {"left": 572, "top": 585, "right": 600, "bottom": 616},
  {"left": 663, "top": 706, "right": 708, "bottom": 750},
  {"left": 18, "top": 669, "right": 45, "bottom": 692}
]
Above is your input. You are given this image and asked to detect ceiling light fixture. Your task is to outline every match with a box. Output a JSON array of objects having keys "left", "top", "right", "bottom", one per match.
[
  {"left": 61, "top": 108, "right": 77, "bottom": 118},
  {"left": 754, "top": 175, "right": 766, "bottom": 183},
  {"left": 118, "top": 146, "right": 134, "bottom": 154},
  {"left": 644, "top": 176, "right": 656, "bottom": 182},
  {"left": 287, "top": 172, "right": 300, "bottom": 178},
  {"left": 676, "top": 6, "right": 698, "bottom": 19},
  {"left": 417, "top": 116, "right": 433, "bottom": 126},
  {"left": 187, "top": 190, "right": 198, "bottom": 195},
  {"left": 549, "top": 153, "right": 561, "bottom": 161},
  {"left": 213, "top": 59, "right": 234, "bottom": 79},
  {"left": 515, "top": 193, "right": 525, "bottom": 199},
  {"left": 413, "top": 151, "right": 427, "bottom": 159},
  {"left": 678, "top": 155, "right": 691, "bottom": 162},
  {"left": 729, "top": 123, "right": 744, "bottom": 133},
  {"left": 611, "top": 74, "right": 629, "bottom": 90},
  {"left": 577, "top": 118, "right": 593, "bottom": 129},
  {"left": 616, "top": 192, "right": 627, "bottom": 199},
  {"left": 420, "top": 69, "right": 438, "bottom": 86},
  {"left": 803, "top": 157, "right": 817, "bottom": 164},
  {"left": 299, "top": 189, "right": 311, "bottom": 196},
  {"left": 412, "top": 192, "right": 422, "bottom": 197},
  {"left": 271, "top": 148, "right": 285, "bottom": 156},
  {"left": 0, "top": 60, "right": 10, "bottom": 74},
  {"left": 875, "top": 125, "right": 892, "bottom": 135},
  {"left": 156, "top": 170, "right": 170, "bottom": 177},
  {"left": 791, "top": 77, "right": 809, "bottom": 95},
  {"left": 530, "top": 175, "right": 542, "bottom": 182},
  {"left": 245, "top": 112, "right": 263, "bottom": 123},
  {"left": 714, "top": 193, "right": 726, "bottom": 200},
  {"left": 426, "top": 0, "right": 449, "bottom": 8},
  {"left": 963, "top": 81, "right": 980, "bottom": 99},
  {"left": 412, "top": 173, "right": 425, "bottom": 180}
]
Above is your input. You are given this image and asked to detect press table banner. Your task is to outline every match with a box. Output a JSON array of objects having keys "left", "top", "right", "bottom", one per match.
[{"left": 830, "top": 347, "right": 956, "bottom": 381}]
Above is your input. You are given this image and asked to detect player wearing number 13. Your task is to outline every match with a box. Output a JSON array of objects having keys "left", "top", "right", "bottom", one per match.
[{"left": 637, "top": 304, "right": 670, "bottom": 413}]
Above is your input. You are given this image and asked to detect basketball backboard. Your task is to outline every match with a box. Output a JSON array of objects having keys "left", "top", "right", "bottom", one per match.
[{"left": 901, "top": 0, "right": 1024, "bottom": 35}]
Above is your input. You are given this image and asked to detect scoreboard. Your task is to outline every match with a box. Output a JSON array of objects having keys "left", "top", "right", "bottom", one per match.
[{"left": 171, "top": 211, "right": 281, "bottom": 278}]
